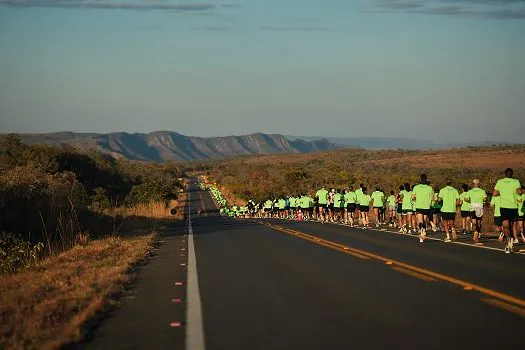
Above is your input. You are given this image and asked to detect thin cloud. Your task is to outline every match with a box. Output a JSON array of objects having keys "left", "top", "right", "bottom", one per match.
[
  {"left": 262, "top": 26, "right": 328, "bottom": 32},
  {"left": 194, "top": 26, "right": 233, "bottom": 31},
  {"left": 0, "top": 0, "right": 238, "bottom": 12},
  {"left": 365, "top": 0, "right": 525, "bottom": 19}
]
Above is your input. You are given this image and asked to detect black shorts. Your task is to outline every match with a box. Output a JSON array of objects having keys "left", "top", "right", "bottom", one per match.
[
  {"left": 432, "top": 208, "right": 441, "bottom": 216},
  {"left": 461, "top": 211, "right": 471, "bottom": 218},
  {"left": 328, "top": 203, "right": 334, "bottom": 209},
  {"left": 396, "top": 204, "right": 403, "bottom": 214},
  {"left": 359, "top": 205, "right": 369, "bottom": 212},
  {"left": 494, "top": 216, "right": 502, "bottom": 226},
  {"left": 318, "top": 203, "right": 327, "bottom": 209},
  {"left": 500, "top": 208, "right": 518, "bottom": 221},
  {"left": 346, "top": 203, "right": 356, "bottom": 212},
  {"left": 402, "top": 209, "right": 413, "bottom": 215},
  {"left": 416, "top": 208, "right": 430, "bottom": 216},
  {"left": 441, "top": 212, "right": 456, "bottom": 221}
]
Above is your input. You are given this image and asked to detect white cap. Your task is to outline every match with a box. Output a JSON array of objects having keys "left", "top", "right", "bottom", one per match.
[{"left": 473, "top": 179, "right": 480, "bottom": 184}]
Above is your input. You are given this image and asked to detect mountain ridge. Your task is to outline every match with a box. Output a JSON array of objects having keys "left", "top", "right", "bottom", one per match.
[
  {"left": 18, "top": 131, "right": 338, "bottom": 161},
  {"left": 285, "top": 135, "right": 513, "bottom": 150}
]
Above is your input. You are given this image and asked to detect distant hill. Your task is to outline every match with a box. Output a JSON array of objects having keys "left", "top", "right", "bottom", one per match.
[
  {"left": 19, "top": 132, "right": 339, "bottom": 161},
  {"left": 285, "top": 136, "right": 511, "bottom": 150}
]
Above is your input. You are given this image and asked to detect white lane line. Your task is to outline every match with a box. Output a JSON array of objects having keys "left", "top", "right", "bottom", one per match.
[{"left": 186, "top": 186, "right": 206, "bottom": 350}]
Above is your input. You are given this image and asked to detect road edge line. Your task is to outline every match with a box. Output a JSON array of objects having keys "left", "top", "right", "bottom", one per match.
[{"left": 186, "top": 186, "right": 206, "bottom": 350}]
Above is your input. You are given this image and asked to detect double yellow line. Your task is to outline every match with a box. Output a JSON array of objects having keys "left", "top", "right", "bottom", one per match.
[{"left": 260, "top": 221, "right": 525, "bottom": 317}]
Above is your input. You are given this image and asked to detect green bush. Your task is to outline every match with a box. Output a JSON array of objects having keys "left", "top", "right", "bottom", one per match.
[
  {"left": 90, "top": 187, "right": 111, "bottom": 211},
  {"left": 0, "top": 232, "right": 44, "bottom": 274},
  {"left": 125, "top": 181, "right": 176, "bottom": 206}
]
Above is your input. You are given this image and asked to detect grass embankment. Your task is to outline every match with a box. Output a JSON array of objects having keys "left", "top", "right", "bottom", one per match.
[{"left": 0, "top": 196, "right": 187, "bottom": 350}]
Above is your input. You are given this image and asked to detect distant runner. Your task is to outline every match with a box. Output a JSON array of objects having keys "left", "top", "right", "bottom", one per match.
[
  {"left": 344, "top": 187, "right": 357, "bottom": 226},
  {"left": 315, "top": 186, "right": 329, "bottom": 223},
  {"left": 438, "top": 180, "right": 460, "bottom": 242},
  {"left": 493, "top": 168, "right": 522, "bottom": 253},
  {"left": 467, "top": 179, "right": 487, "bottom": 243},
  {"left": 459, "top": 184, "right": 472, "bottom": 235},
  {"left": 359, "top": 187, "right": 371, "bottom": 228},
  {"left": 387, "top": 190, "right": 396, "bottom": 227},
  {"left": 412, "top": 173, "right": 434, "bottom": 242},
  {"left": 371, "top": 187, "right": 385, "bottom": 227}
]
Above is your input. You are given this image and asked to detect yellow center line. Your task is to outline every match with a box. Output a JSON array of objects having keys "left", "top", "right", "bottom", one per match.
[
  {"left": 390, "top": 266, "right": 437, "bottom": 282},
  {"left": 481, "top": 298, "right": 525, "bottom": 318},
  {"left": 260, "top": 222, "right": 525, "bottom": 309}
]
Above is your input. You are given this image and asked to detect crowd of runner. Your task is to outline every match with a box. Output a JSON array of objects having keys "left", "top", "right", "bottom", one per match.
[{"left": 202, "top": 168, "right": 524, "bottom": 254}]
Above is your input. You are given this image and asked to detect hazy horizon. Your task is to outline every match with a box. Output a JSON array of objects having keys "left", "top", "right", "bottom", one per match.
[{"left": 1, "top": 0, "right": 524, "bottom": 143}]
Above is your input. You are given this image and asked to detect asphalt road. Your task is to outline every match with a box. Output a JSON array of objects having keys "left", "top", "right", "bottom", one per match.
[{"left": 84, "top": 178, "right": 525, "bottom": 350}]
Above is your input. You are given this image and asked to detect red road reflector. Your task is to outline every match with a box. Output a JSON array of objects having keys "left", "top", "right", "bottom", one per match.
[
  {"left": 172, "top": 298, "right": 182, "bottom": 303},
  {"left": 170, "top": 321, "right": 182, "bottom": 328},
  {"left": 180, "top": 263, "right": 187, "bottom": 266},
  {"left": 175, "top": 281, "right": 184, "bottom": 286},
  {"left": 181, "top": 248, "right": 186, "bottom": 251}
]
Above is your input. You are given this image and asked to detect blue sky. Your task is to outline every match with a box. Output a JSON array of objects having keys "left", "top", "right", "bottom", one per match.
[{"left": 1, "top": 0, "right": 524, "bottom": 143}]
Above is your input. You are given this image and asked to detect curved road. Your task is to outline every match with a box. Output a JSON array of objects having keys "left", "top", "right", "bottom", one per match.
[{"left": 86, "top": 178, "right": 525, "bottom": 350}]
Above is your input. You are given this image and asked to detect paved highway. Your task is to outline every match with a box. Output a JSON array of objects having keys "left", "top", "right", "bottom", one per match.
[{"left": 86, "top": 178, "right": 525, "bottom": 350}]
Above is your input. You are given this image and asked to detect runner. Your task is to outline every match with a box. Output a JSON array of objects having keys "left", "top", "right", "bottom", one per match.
[
  {"left": 518, "top": 185, "right": 525, "bottom": 243},
  {"left": 289, "top": 196, "right": 297, "bottom": 219},
  {"left": 264, "top": 198, "right": 273, "bottom": 218},
  {"left": 412, "top": 173, "right": 434, "bottom": 242},
  {"left": 355, "top": 184, "right": 364, "bottom": 225},
  {"left": 387, "top": 190, "right": 396, "bottom": 227},
  {"left": 327, "top": 189, "right": 336, "bottom": 222},
  {"left": 315, "top": 186, "right": 329, "bottom": 223},
  {"left": 493, "top": 168, "right": 522, "bottom": 253},
  {"left": 359, "top": 187, "right": 371, "bottom": 228},
  {"left": 490, "top": 194, "right": 503, "bottom": 241},
  {"left": 371, "top": 186, "right": 385, "bottom": 228},
  {"left": 431, "top": 186, "right": 443, "bottom": 232},
  {"left": 459, "top": 184, "right": 472, "bottom": 235},
  {"left": 396, "top": 185, "right": 404, "bottom": 230},
  {"left": 438, "top": 180, "right": 460, "bottom": 242},
  {"left": 467, "top": 179, "right": 487, "bottom": 243},
  {"left": 401, "top": 183, "right": 413, "bottom": 233},
  {"left": 344, "top": 186, "right": 357, "bottom": 226}
]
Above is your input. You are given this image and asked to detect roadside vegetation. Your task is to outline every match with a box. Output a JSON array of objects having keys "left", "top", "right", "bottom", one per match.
[{"left": 0, "top": 134, "right": 187, "bottom": 349}]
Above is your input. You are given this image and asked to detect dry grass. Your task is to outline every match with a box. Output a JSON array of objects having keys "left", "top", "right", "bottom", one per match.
[
  {"left": 362, "top": 149, "right": 525, "bottom": 169},
  {"left": 0, "top": 233, "right": 155, "bottom": 350},
  {"left": 108, "top": 196, "right": 186, "bottom": 220}
]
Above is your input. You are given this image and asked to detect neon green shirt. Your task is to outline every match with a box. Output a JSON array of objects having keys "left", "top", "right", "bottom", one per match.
[
  {"left": 459, "top": 192, "right": 471, "bottom": 211},
  {"left": 289, "top": 197, "right": 297, "bottom": 207},
  {"left": 344, "top": 191, "right": 356, "bottom": 204},
  {"left": 439, "top": 186, "right": 460, "bottom": 213},
  {"left": 316, "top": 189, "right": 328, "bottom": 205},
  {"left": 468, "top": 188, "right": 487, "bottom": 205},
  {"left": 387, "top": 195, "right": 396, "bottom": 207},
  {"left": 518, "top": 194, "right": 525, "bottom": 216},
  {"left": 401, "top": 190, "right": 412, "bottom": 210},
  {"left": 334, "top": 193, "right": 343, "bottom": 208},
  {"left": 359, "top": 194, "right": 371, "bottom": 206},
  {"left": 412, "top": 184, "right": 433, "bottom": 210},
  {"left": 355, "top": 188, "right": 363, "bottom": 203},
  {"left": 264, "top": 200, "right": 272, "bottom": 209},
  {"left": 494, "top": 178, "right": 521, "bottom": 209},
  {"left": 371, "top": 191, "right": 385, "bottom": 208},
  {"left": 490, "top": 196, "right": 501, "bottom": 217},
  {"left": 278, "top": 199, "right": 286, "bottom": 210}
]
